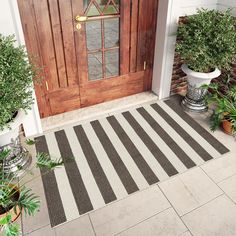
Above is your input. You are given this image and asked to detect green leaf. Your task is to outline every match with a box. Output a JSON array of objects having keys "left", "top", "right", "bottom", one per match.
[
  {"left": 36, "top": 153, "right": 64, "bottom": 170},
  {"left": 1, "top": 222, "right": 20, "bottom": 236},
  {"left": 17, "top": 187, "right": 40, "bottom": 217},
  {"left": 176, "top": 8, "right": 236, "bottom": 72},
  {"left": 0, "top": 149, "right": 11, "bottom": 161},
  {"left": 25, "top": 139, "right": 36, "bottom": 146},
  {"left": 0, "top": 215, "right": 12, "bottom": 225},
  {"left": 0, "top": 34, "right": 43, "bottom": 131}
]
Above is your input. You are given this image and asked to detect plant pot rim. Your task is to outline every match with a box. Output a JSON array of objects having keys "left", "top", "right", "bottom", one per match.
[
  {"left": 0, "top": 109, "right": 25, "bottom": 136},
  {"left": 181, "top": 64, "right": 221, "bottom": 80},
  {"left": 0, "top": 185, "right": 21, "bottom": 223},
  {"left": 221, "top": 119, "right": 235, "bottom": 136}
]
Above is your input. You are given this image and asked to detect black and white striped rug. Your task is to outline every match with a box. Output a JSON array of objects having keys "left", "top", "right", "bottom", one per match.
[{"left": 35, "top": 99, "right": 229, "bottom": 227}]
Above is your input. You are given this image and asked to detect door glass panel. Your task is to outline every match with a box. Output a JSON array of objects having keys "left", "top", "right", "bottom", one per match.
[
  {"left": 101, "top": 4, "right": 117, "bottom": 15},
  {"left": 84, "top": 0, "right": 120, "bottom": 16},
  {"left": 86, "top": 20, "right": 102, "bottom": 50},
  {"left": 105, "top": 49, "right": 119, "bottom": 77},
  {"left": 104, "top": 18, "right": 119, "bottom": 48},
  {"left": 87, "top": 4, "right": 100, "bottom": 16},
  {"left": 88, "top": 52, "right": 103, "bottom": 80},
  {"left": 83, "top": 0, "right": 90, "bottom": 10},
  {"left": 84, "top": 0, "right": 120, "bottom": 81}
]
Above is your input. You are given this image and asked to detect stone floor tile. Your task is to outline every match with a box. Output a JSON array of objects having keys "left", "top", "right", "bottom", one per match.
[
  {"left": 55, "top": 215, "right": 95, "bottom": 236},
  {"left": 117, "top": 208, "right": 187, "bottom": 236},
  {"left": 182, "top": 195, "right": 236, "bottom": 236},
  {"left": 218, "top": 174, "right": 236, "bottom": 203},
  {"left": 90, "top": 186, "right": 170, "bottom": 236},
  {"left": 201, "top": 154, "right": 236, "bottom": 183},
  {"left": 22, "top": 184, "right": 51, "bottom": 234},
  {"left": 25, "top": 225, "right": 55, "bottom": 236},
  {"left": 159, "top": 167, "right": 223, "bottom": 216}
]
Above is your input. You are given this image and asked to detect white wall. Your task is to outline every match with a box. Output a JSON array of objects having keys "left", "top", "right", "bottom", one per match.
[
  {"left": 152, "top": 0, "right": 218, "bottom": 99},
  {"left": 0, "top": 0, "right": 42, "bottom": 137},
  {"left": 217, "top": 0, "right": 236, "bottom": 15}
]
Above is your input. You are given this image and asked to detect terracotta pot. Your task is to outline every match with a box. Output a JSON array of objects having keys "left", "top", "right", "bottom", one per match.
[
  {"left": 0, "top": 186, "right": 21, "bottom": 223},
  {"left": 221, "top": 120, "right": 235, "bottom": 135}
]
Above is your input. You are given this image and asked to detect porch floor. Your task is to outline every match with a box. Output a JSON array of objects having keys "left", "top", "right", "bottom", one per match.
[{"left": 22, "top": 94, "right": 236, "bottom": 236}]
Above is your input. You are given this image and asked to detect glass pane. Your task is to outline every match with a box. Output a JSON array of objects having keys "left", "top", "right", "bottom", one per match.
[
  {"left": 84, "top": 0, "right": 120, "bottom": 16},
  {"left": 88, "top": 53, "right": 103, "bottom": 80},
  {"left": 104, "top": 18, "right": 119, "bottom": 48},
  {"left": 86, "top": 20, "right": 102, "bottom": 51},
  {"left": 102, "top": 5, "right": 117, "bottom": 15},
  {"left": 83, "top": 0, "right": 90, "bottom": 11},
  {"left": 105, "top": 49, "right": 119, "bottom": 78},
  {"left": 97, "top": 0, "right": 119, "bottom": 14},
  {"left": 87, "top": 4, "right": 100, "bottom": 16}
]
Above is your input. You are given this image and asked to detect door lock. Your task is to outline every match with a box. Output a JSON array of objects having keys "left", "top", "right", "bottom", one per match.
[{"left": 76, "top": 23, "right": 82, "bottom": 30}]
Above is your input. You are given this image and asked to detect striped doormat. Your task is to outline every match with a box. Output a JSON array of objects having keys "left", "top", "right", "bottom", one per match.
[{"left": 35, "top": 99, "right": 229, "bottom": 227}]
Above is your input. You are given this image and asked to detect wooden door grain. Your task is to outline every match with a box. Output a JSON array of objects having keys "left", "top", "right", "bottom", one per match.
[{"left": 18, "top": 0, "right": 159, "bottom": 117}]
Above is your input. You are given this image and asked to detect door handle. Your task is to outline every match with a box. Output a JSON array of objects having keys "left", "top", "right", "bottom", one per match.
[{"left": 75, "top": 15, "right": 88, "bottom": 22}]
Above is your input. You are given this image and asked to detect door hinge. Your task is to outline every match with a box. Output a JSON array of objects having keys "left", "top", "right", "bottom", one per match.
[
  {"left": 45, "top": 81, "right": 49, "bottom": 91},
  {"left": 144, "top": 61, "right": 147, "bottom": 71}
]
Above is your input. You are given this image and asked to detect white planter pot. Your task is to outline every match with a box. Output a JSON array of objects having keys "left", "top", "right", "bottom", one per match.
[
  {"left": 181, "top": 64, "right": 221, "bottom": 112},
  {"left": 0, "top": 110, "right": 26, "bottom": 147}
]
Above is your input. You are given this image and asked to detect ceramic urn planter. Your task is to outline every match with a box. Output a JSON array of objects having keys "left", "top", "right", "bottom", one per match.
[
  {"left": 0, "top": 110, "right": 26, "bottom": 147},
  {"left": 181, "top": 64, "right": 221, "bottom": 112}
]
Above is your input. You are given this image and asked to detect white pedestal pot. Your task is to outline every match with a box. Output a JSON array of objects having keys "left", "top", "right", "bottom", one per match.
[
  {"left": 0, "top": 110, "right": 26, "bottom": 147},
  {"left": 181, "top": 64, "right": 221, "bottom": 112}
]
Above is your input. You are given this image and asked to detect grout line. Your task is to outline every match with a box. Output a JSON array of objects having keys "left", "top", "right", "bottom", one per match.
[
  {"left": 180, "top": 193, "right": 224, "bottom": 218},
  {"left": 88, "top": 214, "right": 97, "bottom": 236},
  {"left": 201, "top": 167, "right": 236, "bottom": 206},
  {"left": 114, "top": 206, "right": 172, "bottom": 236},
  {"left": 23, "top": 223, "right": 51, "bottom": 235},
  {"left": 214, "top": 170, "right": 236, "bottom": 185},
  {"left": 177, "top": 230, "right": 191, "bottom": 236},
  {"left": 157, "top": 185, "right": 194, "bottom": 236}
]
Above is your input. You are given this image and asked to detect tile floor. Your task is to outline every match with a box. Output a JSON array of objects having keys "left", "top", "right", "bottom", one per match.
[{"left": 21, "top": 93, "right": 236, "bottom": 236}]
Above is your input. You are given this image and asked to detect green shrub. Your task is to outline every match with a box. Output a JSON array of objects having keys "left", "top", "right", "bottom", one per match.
[
  {"left": 176, "top": 8, "right": 236, "bottom": 73},
  {"left": 0, "top": 35, "right": 39, "bottom": 131}
]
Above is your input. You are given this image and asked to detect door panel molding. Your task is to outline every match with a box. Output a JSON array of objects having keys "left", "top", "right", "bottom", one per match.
[{"left": 18, "top": 0, "right": 158, "bottom": 117}]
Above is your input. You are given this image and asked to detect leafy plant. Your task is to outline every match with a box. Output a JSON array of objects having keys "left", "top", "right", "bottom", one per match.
[
  {"left": 0, "top": 34, "right": 41, "bottom": 131},
  {"left": 0, "top": 142, "right": 64, "bottom": 236},
  {"left": 176, "top": 8, "right": 236, "bottom": 73},
  {"left": 204, "top": 82, "right": 236, "bottom": 133}
]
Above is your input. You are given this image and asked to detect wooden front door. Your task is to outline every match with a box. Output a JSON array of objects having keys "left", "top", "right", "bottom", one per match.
[{"left": 18, "top": 0, "right": 158, "bottom": 118}]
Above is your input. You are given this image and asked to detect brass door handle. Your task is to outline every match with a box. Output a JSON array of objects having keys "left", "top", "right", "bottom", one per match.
[{"left": 75, "top": 15, "right": 88, "bottom": 22}]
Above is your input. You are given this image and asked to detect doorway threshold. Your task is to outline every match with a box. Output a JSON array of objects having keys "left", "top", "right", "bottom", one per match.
[{"left": 41, "top": 92, "right": 158, "bottom": 133}]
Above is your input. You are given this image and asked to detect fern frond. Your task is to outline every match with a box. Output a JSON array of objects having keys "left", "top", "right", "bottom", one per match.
[
  {"left": 36, "top": 153, "right": 63, "bottom": 170},
  {"left": 17, "top": 187, "right": 40, "bottom": 217}
]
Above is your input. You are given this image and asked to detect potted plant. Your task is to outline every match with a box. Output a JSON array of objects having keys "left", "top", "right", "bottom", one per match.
[
  {"left": 204, "top": 82, "right": 236, "bottom": 135},
  {"left": 0, "top": 140, "right": 63, "bottom": 236},
  {"left": 176, "top": 8, "right": 236, "bottom": 112},
  {"left": 0, "top": 34, "right": 41, "bottom": 146}
]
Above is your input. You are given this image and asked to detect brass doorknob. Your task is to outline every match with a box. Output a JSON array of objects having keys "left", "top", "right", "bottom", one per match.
[{"left": 75, "top": 15, "right": 88, "bottom": 22}]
